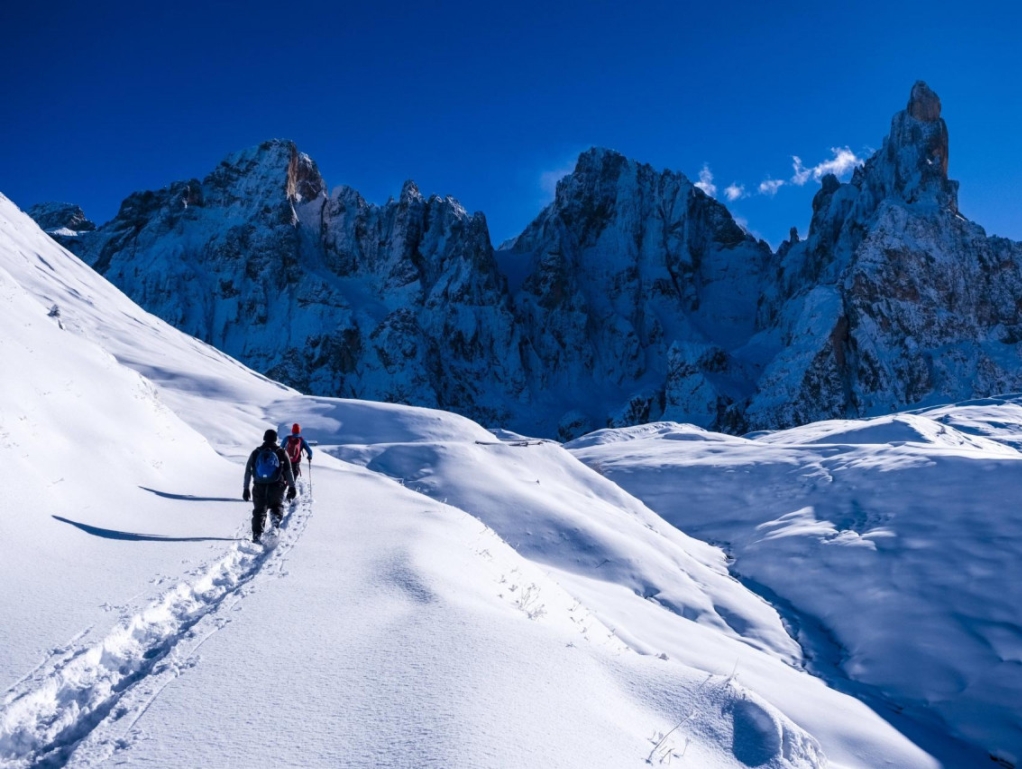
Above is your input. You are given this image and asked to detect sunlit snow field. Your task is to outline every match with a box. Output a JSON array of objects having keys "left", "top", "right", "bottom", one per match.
[{"left": 2, "top": 193, "right": 1018, "bottom": 767}]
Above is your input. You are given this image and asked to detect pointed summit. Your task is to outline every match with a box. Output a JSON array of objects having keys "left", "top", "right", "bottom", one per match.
[
  {"left": 399, "top": 179, "right": 423, "bottom": 203},
  {"left": 202, "top": 139, "right": 325, "bottom": 212},
  {"left": 886, "top": 79, "right": 954, "bottom": 203},
  {"left": 829, "top": 80, "right": 957, "bottom": 213},
  {"left": 907, "top": 80, "right": 942, "bottom": 122}
]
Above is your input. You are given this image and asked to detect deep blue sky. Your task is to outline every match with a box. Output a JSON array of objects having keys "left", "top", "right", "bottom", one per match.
[{"left": 3, "top": 0, "right": 1020, "bottom": 247}]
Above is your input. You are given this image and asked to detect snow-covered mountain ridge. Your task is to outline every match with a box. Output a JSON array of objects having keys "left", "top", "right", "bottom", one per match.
[{"left": 34, "top": 81, "right": 1022, "bottom": 438}]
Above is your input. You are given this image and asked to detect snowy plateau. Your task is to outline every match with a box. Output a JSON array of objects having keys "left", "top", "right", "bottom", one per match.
[{"left": 1, "top": 83, "right": 1020, "bottom": 768}]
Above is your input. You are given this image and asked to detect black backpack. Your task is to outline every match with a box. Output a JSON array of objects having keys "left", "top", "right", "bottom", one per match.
[{"left": 253, "top": 447, "right": 282, "bottom": 484}]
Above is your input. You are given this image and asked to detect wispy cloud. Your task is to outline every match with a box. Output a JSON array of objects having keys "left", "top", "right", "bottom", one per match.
[
  {"left": 758, "top": 178, "right": 785, "bottom": 196},
  {"left": 694, "top": 164, "right": 717, "bottom": 198},
  {"left": 539, "top": 164, "right": 574, "bottom": 201},
  {"left": 724, "top": 183, "right": 746, "bottom": 201},
  {"left": 731, "top": 213, "right": 768, "bottom": 244},
  {"left": 791, "top": 147, "right": 863, "bottom": 186}
]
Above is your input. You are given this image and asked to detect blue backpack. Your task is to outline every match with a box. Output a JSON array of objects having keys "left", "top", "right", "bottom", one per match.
[{"left": 253, "top": 447, "right": 282, "bottom": 484}]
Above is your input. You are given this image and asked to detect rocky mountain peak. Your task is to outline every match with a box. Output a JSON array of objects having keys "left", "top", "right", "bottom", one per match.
[
  {"left": 755, "top": 80, "right": 1022, "bottom": 433},
  {"left": 566, "top": 147, "right": 693, "bottom": 192},
  {"left": 807, "top": 80, "right": 957, "bottom": 229},
  {"left": 572, "top": 146, "right": 629, "bottom": 175},
  {"left": 399, "top": 179, "right": 423, "bottom": 203},
  {"left": 25, "top": 202, "right": 96, "bottom": 233},
  {"left": 204, "top": 139, "right": 325, "bottom": 212},
  {"left": 907, "top": 80, "right": 942, "bottom": 122},
  {"left": 873, "top": 80, "right": 955, "bottom": 208}
]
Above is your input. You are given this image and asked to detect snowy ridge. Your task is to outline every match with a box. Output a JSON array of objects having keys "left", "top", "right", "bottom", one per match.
[
  {"left": 339, "top": 437, "right": 803, "bottom": 662},
  {"left": 0, "top": 487, "right": 312, "bottom": 768},
  {"left": 33, "top": 82, "right": 1022, "bottom": 439}
]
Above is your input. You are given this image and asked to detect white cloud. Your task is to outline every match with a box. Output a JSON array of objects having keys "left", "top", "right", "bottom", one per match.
[
  {"left": 694, "top": 164, "right": 717, "bottom": 198},
  {"left": 758, "top": 178, "right": 785, "bottom": 196},
  {"left": 791, "top": 147, "right": 863, "bottom": 186},
  {"left": 724, "top": 183, "right": 746, "bottom": 201},
  {"left": 791, "top": 157, "right": 812, "bottom": 186}
]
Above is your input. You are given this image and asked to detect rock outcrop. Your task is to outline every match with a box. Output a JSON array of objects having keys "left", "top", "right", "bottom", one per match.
[
  {"left": 33, "top": 82, "right": 1022, "bottom": 437},
  {"left": 26, "top": 202, "right": 96, "bottom": 249},
  {"left": 26, "top": 202, "right": 96, "bottom": 233}
]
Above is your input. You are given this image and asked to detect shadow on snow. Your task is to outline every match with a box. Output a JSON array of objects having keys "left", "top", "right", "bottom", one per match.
[
  {"left": 53, "top": 515, "right": 239, "bottom": 542},
  {"left": 139, "top": 486, "right": 241, "bottom": 503}
]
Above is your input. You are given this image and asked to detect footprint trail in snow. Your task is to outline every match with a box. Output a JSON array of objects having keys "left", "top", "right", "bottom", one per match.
[{"left": 0, "top": 488, "right": 313, "bottom": 769}]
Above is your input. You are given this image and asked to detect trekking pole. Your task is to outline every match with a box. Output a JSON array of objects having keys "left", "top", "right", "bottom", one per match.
[{"left": 308, "top": 457, "right": 313, "bottom": 496}]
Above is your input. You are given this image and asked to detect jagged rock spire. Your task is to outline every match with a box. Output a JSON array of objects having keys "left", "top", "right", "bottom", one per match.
[
  {"left": 831, "top": 79, "right": 957, "bottom": 214},
  {"left": 891, "top": 80, "right": 951, "bottom": 182},
  {"left": 907, "top": 81, "right": 942, "bottom": 122}
]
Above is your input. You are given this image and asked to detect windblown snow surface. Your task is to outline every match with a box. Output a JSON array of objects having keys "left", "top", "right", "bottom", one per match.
[
  {"left": 569, "top": 415, "right": 1022, "bottom": 768},
  {"left": 0, "top": 191, "right": 1010, "bottom": 768}
]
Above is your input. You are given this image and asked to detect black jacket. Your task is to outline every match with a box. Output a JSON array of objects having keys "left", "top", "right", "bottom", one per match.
[{"left": 243, "top": 443, "right": 296, "bottom": 491}]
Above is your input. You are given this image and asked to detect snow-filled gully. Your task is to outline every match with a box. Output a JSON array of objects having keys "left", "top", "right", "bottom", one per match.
[{"left": 0, "top": 487, "right": 314, "bottom": 769}]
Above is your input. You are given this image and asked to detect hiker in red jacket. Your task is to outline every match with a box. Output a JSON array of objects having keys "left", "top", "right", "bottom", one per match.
[{"left": 281, "top": 423, "right": 313, "bottom": 482}]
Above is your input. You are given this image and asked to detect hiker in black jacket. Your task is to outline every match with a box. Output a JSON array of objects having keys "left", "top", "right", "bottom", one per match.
[{"left": 243, "top": 429, "right": 297, "bottom": 542}]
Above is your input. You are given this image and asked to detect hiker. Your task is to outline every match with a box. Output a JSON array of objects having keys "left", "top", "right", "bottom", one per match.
[
  {"left": 281, "top": 423, "right": 313, "bottom": 480},
  {"left": 242, "top": 428, "right": 297, "bottom": 542}
]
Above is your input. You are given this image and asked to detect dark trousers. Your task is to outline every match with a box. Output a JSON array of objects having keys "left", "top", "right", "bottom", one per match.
[
  {"left": 290, "top": 460, "right": 302, "bottom": 478},
  {"left": 252, "top": 482, "right": 286, "bottom": 538}
]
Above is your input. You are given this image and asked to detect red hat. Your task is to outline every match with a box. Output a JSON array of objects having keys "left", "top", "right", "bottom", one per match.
[{"left": 292, "top": 423, "right": 301, "bottom": 434}]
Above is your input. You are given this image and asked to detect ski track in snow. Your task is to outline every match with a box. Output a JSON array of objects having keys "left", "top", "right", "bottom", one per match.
[{"left": 0, "top": 483, "right": 314, "bottom": 769}]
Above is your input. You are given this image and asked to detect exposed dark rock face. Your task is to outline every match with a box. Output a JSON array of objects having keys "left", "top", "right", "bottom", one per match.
[
  {"left": 504, "top": 147, "right": 774, "bottom": 434},
  {"left": 33, "top": 83, "right": 1022, "bottom": 436},
  {"left": 907, "top": 80, "right": 942, "bottom": 123}
]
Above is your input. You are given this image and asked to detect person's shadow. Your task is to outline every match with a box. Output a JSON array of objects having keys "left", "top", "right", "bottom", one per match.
[
  {"left": 139, "top": 486, "right": 240, "bottom": 503},
  {"left": 52, "top": 516, "right": 238, "bottom": 542}
]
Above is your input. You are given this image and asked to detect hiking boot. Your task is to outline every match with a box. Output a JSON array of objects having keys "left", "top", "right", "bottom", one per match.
[{"left": 272, "top": 514, "right": 283, "bottom": 529}]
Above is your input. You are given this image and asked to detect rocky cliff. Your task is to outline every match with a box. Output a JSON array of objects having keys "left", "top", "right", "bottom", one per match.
[
  {"left": 33, "top": 82, "right": 1022, "bottom": 437},
  {"left": 503, "top": 147, "right": 774, "bottom": 435}
]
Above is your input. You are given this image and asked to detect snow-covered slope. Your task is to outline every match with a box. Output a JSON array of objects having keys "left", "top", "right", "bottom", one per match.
[
  {"left": 0, "top": 194, "right": 954, "bottom": 767},
  {"left": 570, "top": 409, "right": 1022, "bottom": 766}
]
